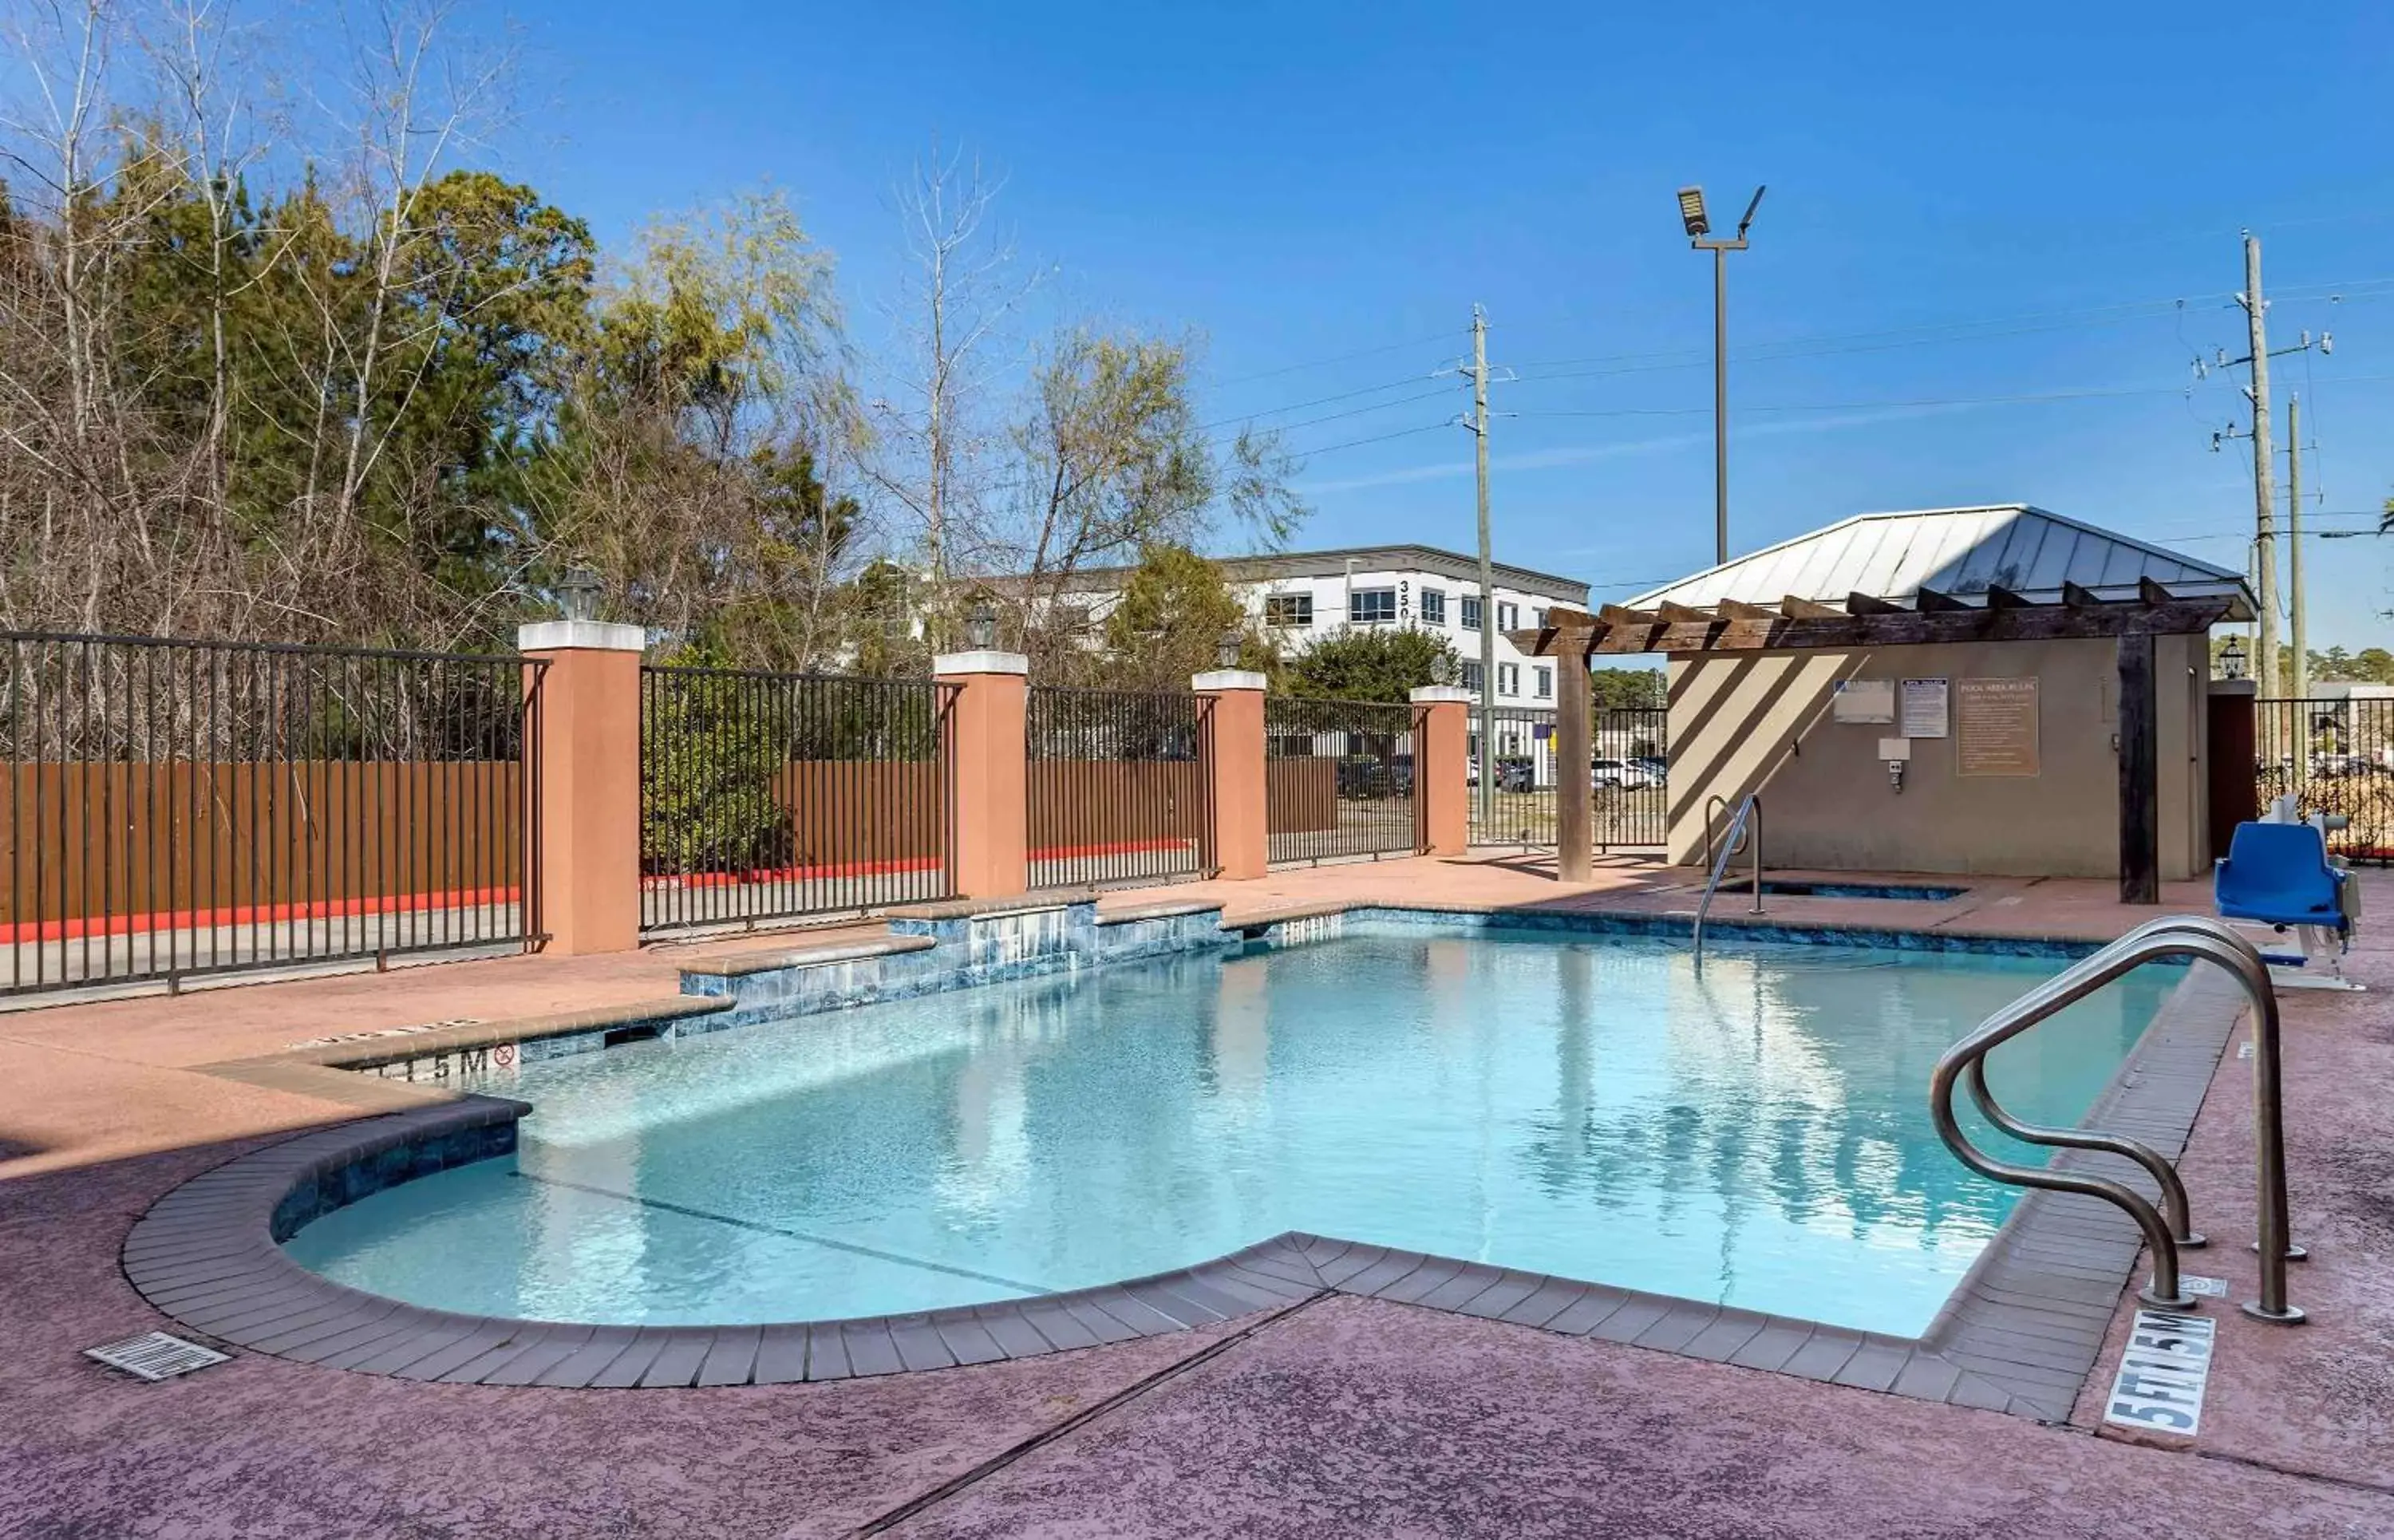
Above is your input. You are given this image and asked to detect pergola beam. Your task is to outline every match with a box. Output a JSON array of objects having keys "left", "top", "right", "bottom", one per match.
[{"left": 1507, "top": 593, "right": 2233, "bottom": 660}]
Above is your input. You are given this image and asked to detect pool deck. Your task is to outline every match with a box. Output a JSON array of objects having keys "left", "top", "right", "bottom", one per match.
[{"left": 5, "top": 852, "right": 2393, "bottom": 1536}]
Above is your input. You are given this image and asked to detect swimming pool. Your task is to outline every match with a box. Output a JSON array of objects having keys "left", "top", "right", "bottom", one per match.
[{"left": 283, "top": 925, "right": 2171, "bottom": 1338}]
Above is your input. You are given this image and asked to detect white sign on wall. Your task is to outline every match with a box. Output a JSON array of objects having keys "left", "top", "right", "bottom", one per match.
[
  {"left": 1899, "top": 677, "right": 1950, "bottom": 739},
  {"left": 1831, "top": 677, "right": 1895, "bottom": 725}
]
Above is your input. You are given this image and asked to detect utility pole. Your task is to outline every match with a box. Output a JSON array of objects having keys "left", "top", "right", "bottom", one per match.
[
  {"left": 1470, "top": 306, "right": 1495, "bottom": 831},
  {"left": 2288, "top": 392, "right": 2308, "bottom": 701},
  {"left": 2240, "top": 232, "right": 2280, "bottom": 695}
]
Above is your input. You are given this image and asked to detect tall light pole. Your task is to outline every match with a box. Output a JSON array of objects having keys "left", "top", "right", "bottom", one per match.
[{"left": 1678, "top": 184, "right": 1765, "bottom": 567}]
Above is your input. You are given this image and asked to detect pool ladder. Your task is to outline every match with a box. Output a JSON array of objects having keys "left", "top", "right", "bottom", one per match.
[
  {"left": 1928, "top": 914, "right": 2306, "bottom": 1324},
  {"left": 1691, "top": 792, "right": 1763, "bottom": 965}
]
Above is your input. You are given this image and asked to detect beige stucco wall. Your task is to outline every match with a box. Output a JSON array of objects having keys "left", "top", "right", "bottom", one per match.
[{"left": 1666, "top": 634, "right": 2210, "bottom": 879}]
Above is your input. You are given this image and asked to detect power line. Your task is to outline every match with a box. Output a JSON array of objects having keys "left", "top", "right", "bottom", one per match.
[
  {"left": 1281, "top": 421, "right": 1456, "bottom": 458},
  {"left": 1208, "top": 387, "right": 1456, "bottom": 447},
  {"left": 1503, "top": 278, "right": 2394, "bottom": 385},
  {"left": 1209, "top": 330, "right": 1460, "bottom": 389},
  {"left": 1507, "top": 370, "right": 2394, "bottom": 421},
  {"left": 1199, "top": 372, "right": 1440, "bottom": 432}
]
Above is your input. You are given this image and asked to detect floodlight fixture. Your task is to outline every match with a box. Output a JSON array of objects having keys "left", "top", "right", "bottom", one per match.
[{"left": 1677, "top": 186, "right": 1709, "bottom": 239}]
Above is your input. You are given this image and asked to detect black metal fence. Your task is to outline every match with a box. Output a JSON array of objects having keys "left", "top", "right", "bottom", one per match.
[
  {"left": 1596, "top": 705, "right": 1669, "bottom": 850},
  {"left": 1464, "top": 703, "right": 1669, "bottom": 851},
  {"left": 1468, "top": 705, "right": 1559, "bottom": 847},
  {"left": 1026, "top": 685, "right": 1214, "bottom": 890},
  {"left": 640, "top": 668, "right": 956, "bottom": 934},
  {"left": 1266, "top": 697, "right": 1420, "bottom": 866},
  {"left": 2255, "top": 696, "right": 2394, "bottom": 865},
  {"left": 0, "top": 632, "right": 542, "bottom": 997}
]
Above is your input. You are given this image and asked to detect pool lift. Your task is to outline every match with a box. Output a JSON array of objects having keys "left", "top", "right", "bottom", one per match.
[
  {"left": 2212, "top": 797, "right": 2365, "bottom": 992},
  {"left": 1691, "top": 792, "right": 1763, "bottom": 965}
]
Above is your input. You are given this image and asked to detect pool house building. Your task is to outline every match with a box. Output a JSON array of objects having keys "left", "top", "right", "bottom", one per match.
[{"left": 1508, "top": 505, "right": 2258, "bottom": 902}]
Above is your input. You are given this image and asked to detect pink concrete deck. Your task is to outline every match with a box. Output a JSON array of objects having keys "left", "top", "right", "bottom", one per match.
[{"left": 3, "top": 854, "right": 2390, "bottom": 1535}]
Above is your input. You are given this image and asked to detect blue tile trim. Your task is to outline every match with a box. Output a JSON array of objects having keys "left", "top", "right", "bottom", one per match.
[{"left": 1333, "top": 904, "right": 2119, "bottom": 962}]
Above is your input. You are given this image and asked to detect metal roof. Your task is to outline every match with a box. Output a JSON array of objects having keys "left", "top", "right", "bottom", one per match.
[{"left": 1628, "top": 505, "right": 2254, "bottom": 621}]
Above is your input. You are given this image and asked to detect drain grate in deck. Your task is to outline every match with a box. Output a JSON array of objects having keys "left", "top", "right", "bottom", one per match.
[{"left": 85, "top": 1331, "right": 230, "bottom": 1381}]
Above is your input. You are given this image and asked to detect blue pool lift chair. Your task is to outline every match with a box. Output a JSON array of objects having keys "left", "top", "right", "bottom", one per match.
[{"left": 2214, "top": 819, "right": 2365, "bottom": 992}]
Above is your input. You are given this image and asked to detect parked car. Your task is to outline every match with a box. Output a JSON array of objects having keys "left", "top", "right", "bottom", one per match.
[
  {"left": 1337, "top": 756, "right": 1412, "bottom": 799},
  {"left": 1496, "top": 757, "right": 1538, "bottom": 792},
  {"left": 1631, "top": 755, "right": 1669, "bottom": 783},
  {"left": 1592, "top": 757, "right": 1661, "bottom": 790}
]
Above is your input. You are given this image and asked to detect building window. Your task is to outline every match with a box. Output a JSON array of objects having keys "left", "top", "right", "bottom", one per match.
[
  {"left": 1420, "top": 588, "right": 1446, "bottom": 624},
  {"left": 1497, "top": 601, "right": 1519, "bottom": 632},
  {"left": 1351, "top": 587, "right": 1397, "bottom": 625},
  {"left": 1498, "top": 662, "right": 1520, "bottom": 696},
  {"left": 1460, "top": 661, "right": 1485, "bottom": 693},
  {"left": 1535, "top": 665, "right": 1553, "bottom": 699},
  {"left": 1531, "top": 606, "right": 1548, "bottom": 630},
  {"left": 1264, "top": 593, "right": 1313, "bottom": 628},
  {"left": 1461, "top": 596, "right": 1483, "bottom": 631}
]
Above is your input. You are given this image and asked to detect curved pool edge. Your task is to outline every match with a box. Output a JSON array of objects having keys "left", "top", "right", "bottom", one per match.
[
  {"left": 121, "top": 954, "right": 2242, "bottom": 1415},
  {"left": 120, "top": 1095, "right": 1332, "bottom": 1388}
]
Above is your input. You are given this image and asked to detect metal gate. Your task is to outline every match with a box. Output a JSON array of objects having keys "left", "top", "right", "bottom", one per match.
[
  {"left": 1025, "top": 685, "right": 1214, "bottom": 890},
  {"left": 0, "top": 632, "right": 542, "bottom": 997},
  {"left": 2255, "top": 696, "right": 2394, "bottom": 865},
  {"left": 1596, "top": 705, "right": 1669, "bottom": 850},
  {"left": 1468, "top": 705, "right": 1558, "bottom": 847},
  {"left": 1465, "top": 703, "right": 1668, "bottom": 852},
  {"left": 1266, "top": 697, "right": 1421, "bottom": 866},
  {"left": 640, "top": 667, "right": 956, "bottom": 934}
]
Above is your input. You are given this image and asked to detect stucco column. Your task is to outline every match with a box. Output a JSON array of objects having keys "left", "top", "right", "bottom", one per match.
[
  {"left": 518, "top": 618, "right": 646, "bottom": 954},
  {"left": 1410, "top": 685, "right": 1474, "bottom": 856},
  {"left": 937, "top": 650, "right": 1029, "bottom": 899},
  {"left": 1195, "top": 669, "right": 1269, "bottom": 880}
]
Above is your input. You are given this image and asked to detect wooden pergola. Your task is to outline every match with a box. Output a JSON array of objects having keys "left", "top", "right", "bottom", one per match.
[{"left": 1506, "top": 580, "right": 2241, "bottom": 903}]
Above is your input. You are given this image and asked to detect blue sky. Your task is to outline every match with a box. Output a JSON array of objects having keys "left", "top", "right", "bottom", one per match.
[{"left": 503, "top": 0, "right": 2394, "bottom": 649}]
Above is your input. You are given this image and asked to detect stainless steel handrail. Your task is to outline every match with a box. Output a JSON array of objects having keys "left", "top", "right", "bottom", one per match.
[
  {"left": 1693, "top": 793, "right": 1763, "bottom": 964},
  {"left": 1929, "top": 914, "right": 2305, "bottom": 1323}
]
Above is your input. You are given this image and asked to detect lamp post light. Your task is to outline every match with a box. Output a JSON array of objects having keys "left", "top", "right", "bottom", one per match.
[
  {"left": 1677, "top": 183, "right": 1766, "bottom": 567},
  {"left": 1216, "top": 631, "right": 1244, "bottom": 671},
  {"left": 965, "top": 601, "right": 998, "bottom": 651},
  {"left": 556, "top": 566, "right": 603, "bottom": 622},
  {"left": 2219, "top": 634, "right": 2249, "bottom": 682}
]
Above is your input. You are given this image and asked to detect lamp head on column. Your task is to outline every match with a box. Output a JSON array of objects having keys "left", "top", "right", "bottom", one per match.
[
  {"left": 965, "top": 600, "right": 998, "bottom": 651},
  {"left": 1216, "top": 630, "right": 1244, "bottom": 669},
  {"left": 556, "top": 567, "right": 603, "bottom": 622},
  {"left": 2218, "top": 634, "right": 2249, "bottom": 681},
  {"left": 1428, "top": 651, "right": 1455, "bottom": 687}
]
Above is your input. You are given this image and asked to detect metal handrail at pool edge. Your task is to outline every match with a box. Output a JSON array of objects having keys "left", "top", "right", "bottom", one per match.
[
  {"left": 1927, "top": 914, "right": 2305, "bottom": 1324},
  {"left": 1693, "top": 792, "right": 1763, "bottom": 964}
]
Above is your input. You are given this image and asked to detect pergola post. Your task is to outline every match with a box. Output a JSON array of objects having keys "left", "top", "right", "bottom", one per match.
[
  {"left": 1556, "top": 650, "right": 1592, "bottom": 881},
  {"left": 2117, "top": 632, "right": 2160, "bottom": 904}
]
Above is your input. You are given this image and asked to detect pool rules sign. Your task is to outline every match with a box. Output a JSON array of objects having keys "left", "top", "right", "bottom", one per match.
[{"left": 2104, "top": 1309, "right": 2216, "bottom": 1437}]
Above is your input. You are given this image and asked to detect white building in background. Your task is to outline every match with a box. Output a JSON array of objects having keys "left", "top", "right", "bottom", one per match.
[{"left": 1058, "top": 544, "right": 1591, "bottom": 706}]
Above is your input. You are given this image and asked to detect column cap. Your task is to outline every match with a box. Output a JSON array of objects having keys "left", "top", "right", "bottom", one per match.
[
  {"left": 2206, "top": 678, "right": 2258, "bottom": 696},
  {"left": 1410, "top": 685, "right": 1476, "bottom": 704},
  {"left": 518, "top": 619, "right": 645, "bottom": 654},
  {"left": 934, "top": 650, "right": 1029, "bottom": 677},
  {"left": 1191, "top": 669, "right": 1269, "bottom": 692}
]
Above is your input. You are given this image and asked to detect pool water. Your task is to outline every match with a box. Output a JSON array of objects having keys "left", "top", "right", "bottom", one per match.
[{"left": 285, "top": 927, "right": 2173, "bottom": 1337}]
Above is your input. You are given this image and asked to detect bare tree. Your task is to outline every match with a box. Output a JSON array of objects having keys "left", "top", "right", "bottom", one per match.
[
  {"left": 316, "top": 0, "right": 513, "bottom": 526},
  {"left": 868, "top": 142, "right": 1041, "bottom": 642}
]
